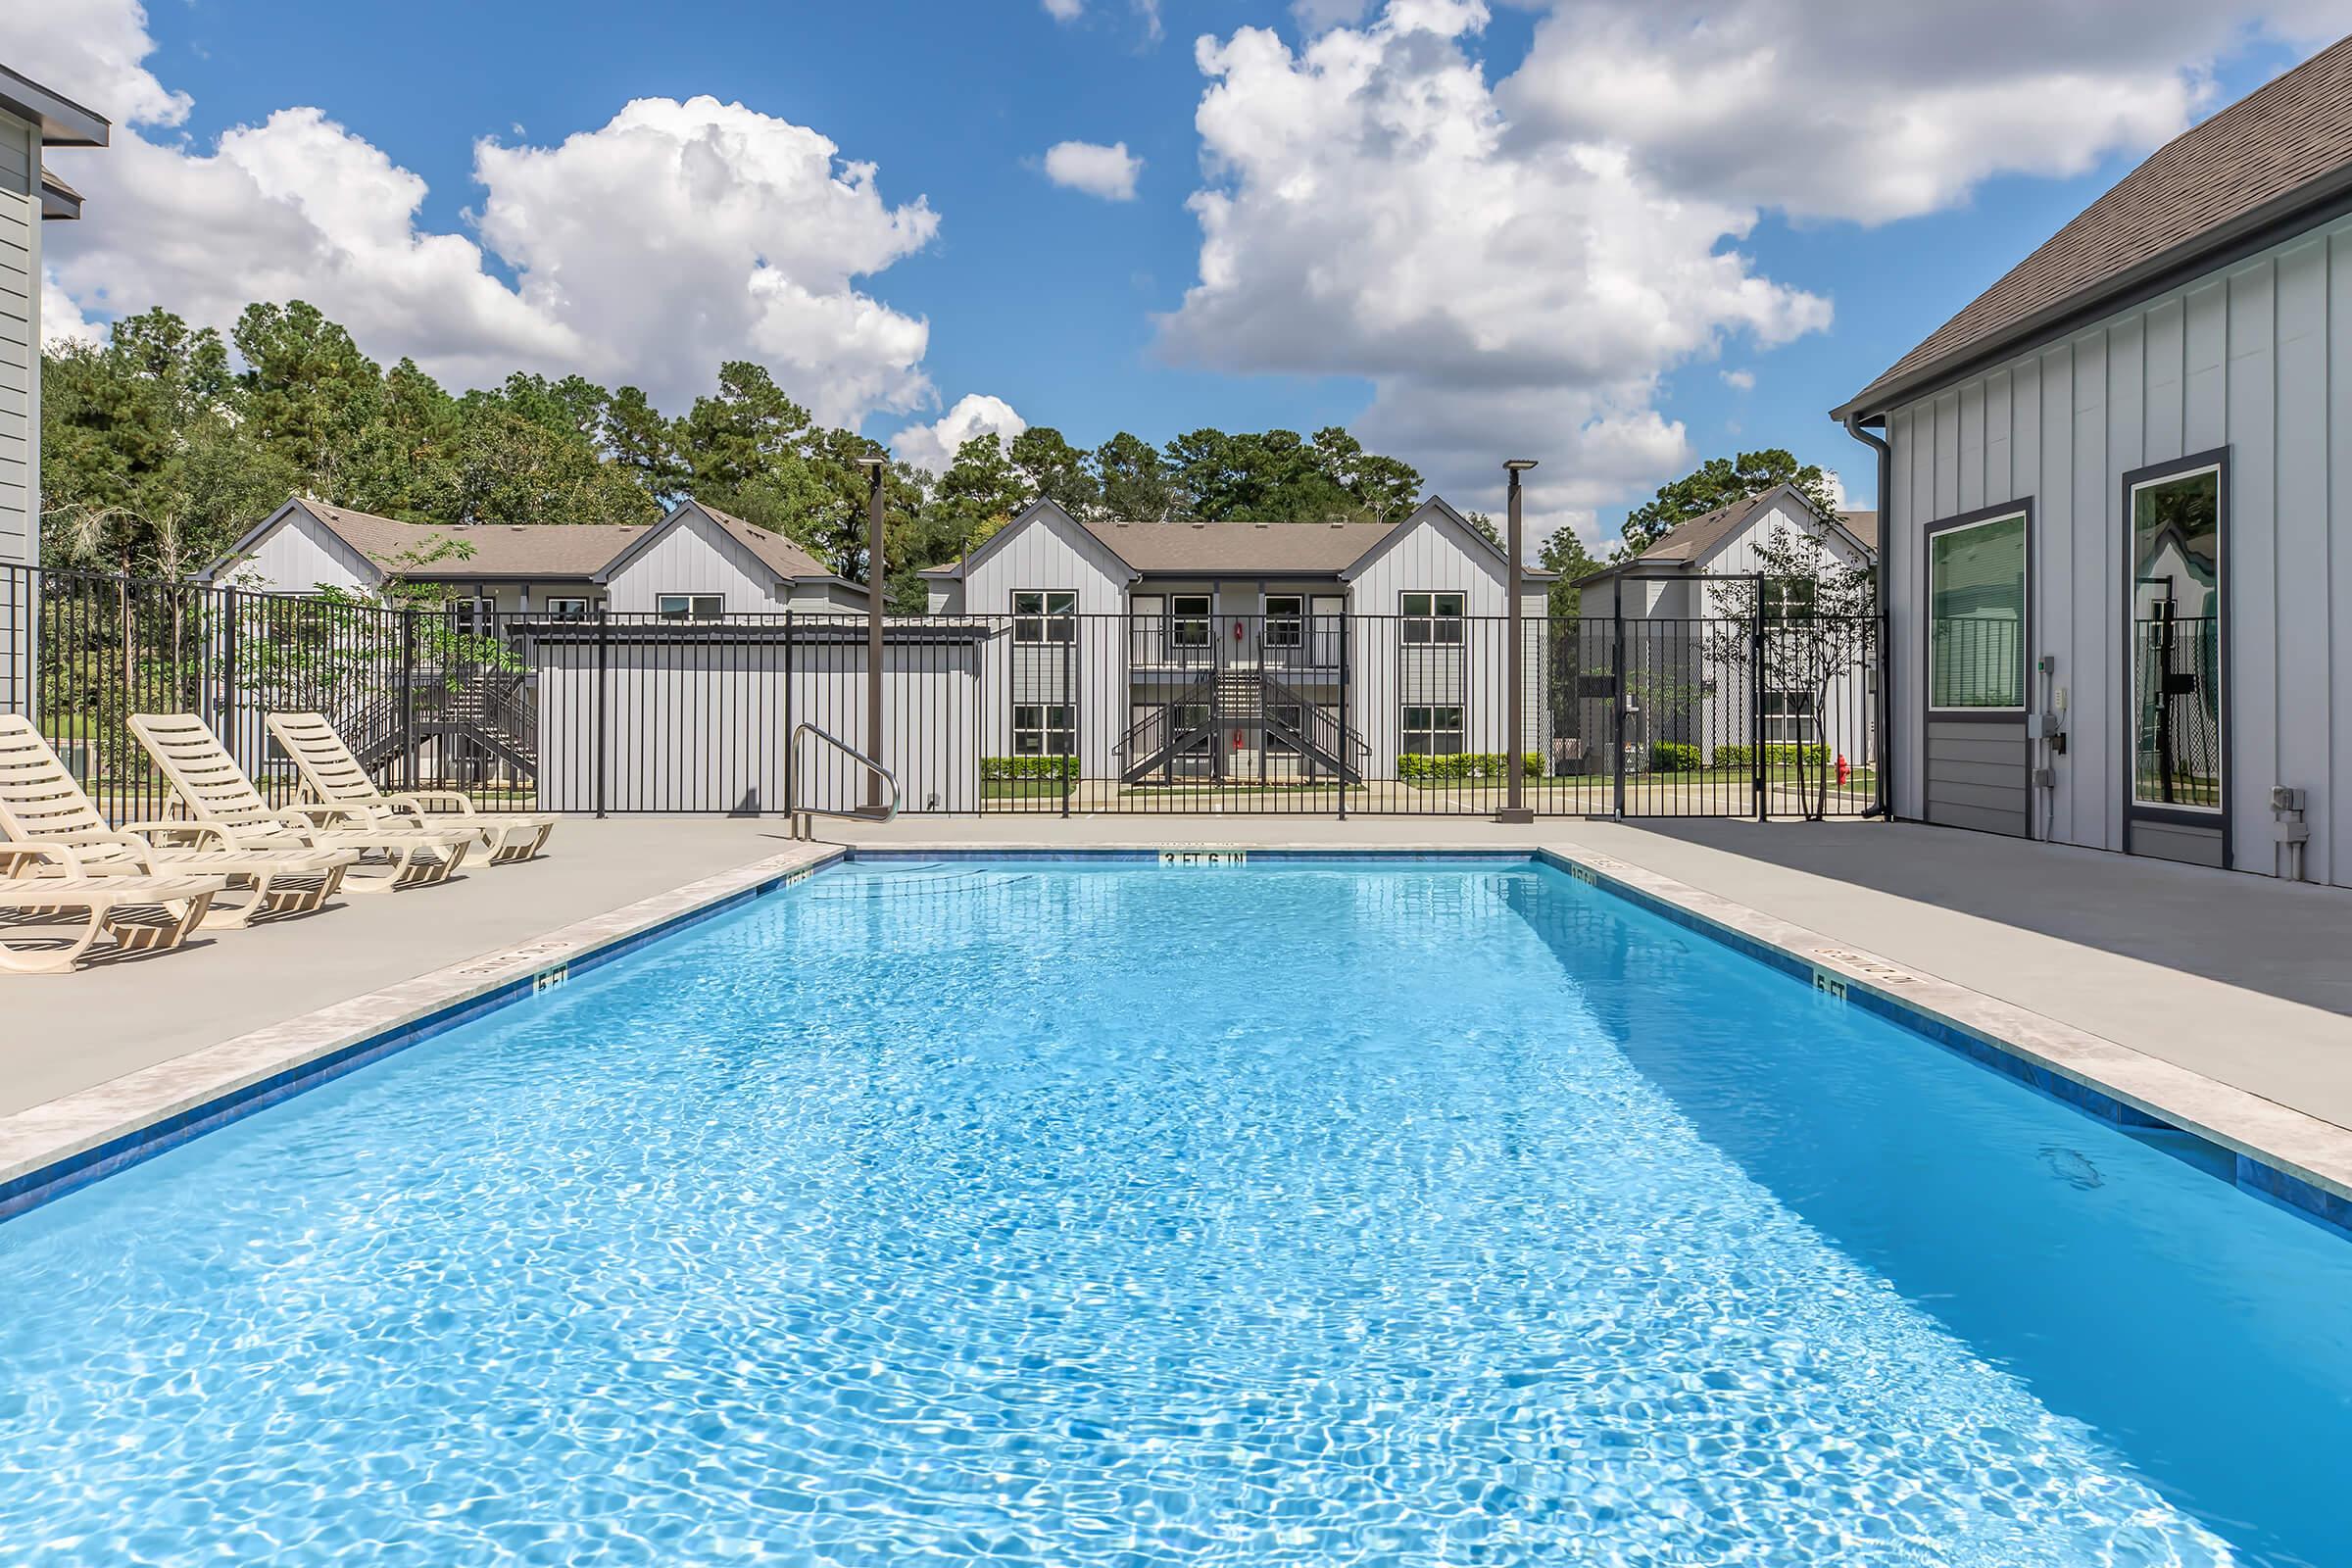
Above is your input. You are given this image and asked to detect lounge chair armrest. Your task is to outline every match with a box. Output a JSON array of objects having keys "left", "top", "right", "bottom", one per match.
[
  {"left": 387, "top": 790, "right": 479, "bottom": 817},
  {"left": 119, "top": 820, "right": 230, "bottom": 852},
  {"left": 277, "top": 803, "right": 369, "bottom": 828},
  {"left": 0, "top": 843, "right": 83, "bottom": 878}
]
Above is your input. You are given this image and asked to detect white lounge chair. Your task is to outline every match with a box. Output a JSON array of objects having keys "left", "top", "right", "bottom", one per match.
[
  {"left": 0, "top": 853, "right": 225, "bottom": 973},
  {"left": 265, "top": 711, "right": 556, "bottom": 865},
  {"left": 0, "top": 715, "right": 357, "bottom": 927},
  {"left": 126, "top": 712, "right": 473, "bottom": 893}
]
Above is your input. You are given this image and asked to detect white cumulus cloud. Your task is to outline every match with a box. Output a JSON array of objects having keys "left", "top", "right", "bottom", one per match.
[
  {"left": 1161, "top": 0, "right": 2333, "bottom": 543},
  {"left": 1043, "top": 140, "right": 1144, "bottom": 201},
  {"left": 1042, "top": 0, "right": 1086, "bottom": 19},
  {"left": 25, "top": 0, "right": 943, "bottom": 424},
  {"left": 888, "top": 393, "right": 1029, "bottom": 479},
  {"left": 1159, "top": 0, "right": 1830, "bottom": 540},
  {"left": 1721, "top": 368, "right": 1755, "bottom": 391}
]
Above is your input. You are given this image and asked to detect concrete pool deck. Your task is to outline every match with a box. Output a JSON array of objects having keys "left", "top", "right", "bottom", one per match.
[{"left": 6, "top": 810, "right": 2351, "bottom": 1219}]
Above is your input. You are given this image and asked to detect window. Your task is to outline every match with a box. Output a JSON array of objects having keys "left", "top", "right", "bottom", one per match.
[
  {"left": 1401, "top": 591, "right": 1466, "bottom": 645},
  {"left": 2130, "top": 462, "right": 2223, "bottom": 811},
  {"left": 1012, "top": 705, "right": 1075, "bottom": 756},
  {"left": 1266, "top": 702, "right": 1304, "bottom": 754},
  {"left": 657, "top": 594, "right": 724, "bottom": 621},
  {"left": 1761, "top": 689, "right": 1815, "bottom": 744},
  {"left": 1264, "top": 595, "right": 1304, "bottom": 648},
  {"left": 1927, "top": 512, "right": 2027, "bottom": 710},
  {"left": 544, "top": 596, "right": 590, "bottom": 620},
  {"left": 1401, "top": 705, "right": 1465, "bottom": 756},
  {"left": 1170, "top": 595, "right": 1213, "bottom": 648},
  {"left": 1763, "top": 577, "right": 1817, "bottom": 619},
  {"left": 1013, "top": 589, "right": 1076, "bottom": 643}
]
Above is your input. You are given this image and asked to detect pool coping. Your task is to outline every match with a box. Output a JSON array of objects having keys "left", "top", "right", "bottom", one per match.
[
  {"left": 3, "top": 838, "right": 2348, "bottom": 1240},
  {"left": 0, "top": 842, "right": 846, "bottom": 1220}
]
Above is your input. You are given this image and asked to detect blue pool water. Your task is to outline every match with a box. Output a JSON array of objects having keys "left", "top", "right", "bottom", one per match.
[{"left": 3, "top": 858, "right": 2350, "bottom": 1565}]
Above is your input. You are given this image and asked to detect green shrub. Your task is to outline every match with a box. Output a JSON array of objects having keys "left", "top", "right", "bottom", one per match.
[
  {"left": 1396, "top": 751, "right": 1545, "bottom": 782},
  {"left": 1649, "top": 742, "right": 1703, "bottom": 773},
  {"left": 1710, "top": 743, "right": 1828, "bottom": 771},
  {"left": 981, "top": 755, "right": 1078, "bottom": 782}
]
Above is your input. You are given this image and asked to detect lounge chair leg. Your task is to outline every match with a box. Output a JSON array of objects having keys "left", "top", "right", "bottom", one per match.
[
  {"left": 105, "top": 891, "right": 214, "bottom": 953},
  {"left": 339, "top": 846, "right": 415, "bottom": 893},
  {"left": 0, "top": 908, "right": 108, "bottom": 974}
]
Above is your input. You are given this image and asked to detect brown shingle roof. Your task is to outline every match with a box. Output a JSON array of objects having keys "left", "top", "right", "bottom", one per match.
[
  {"left": 1080, "top": 517, "right": 1402, "bottom": 574},
  {"left": 1838, "top": 510, "right": 1880, "bottom": 551},
  {"left": 690, "top": 503, "right": 839, "bottom": 582},
  {"left": 1837, "top": 35, "right": 2352, "bottom": 418},
  {"left": 296, "top": 503, "right": 648, "bottom": 579}
]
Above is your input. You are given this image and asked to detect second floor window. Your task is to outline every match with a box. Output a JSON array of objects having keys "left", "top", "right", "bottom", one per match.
[
  {"left": 1170, "top": 595, "right": 1212, "bottom": 648},
  {"left": 657, "top": 594, "right": 724, "bottom": 620},
  {"left": 1014, "top": 590, "right": 1076, "bottom": 642},
  {"left": 1401, "top": 591, "right": 1465, "bottom": 644},
  {"left": 1264, "top": 595, "right": 1304, "bottom": 648},
  {"left": 544, "top": 597, "right": 590, "bottom": 620}
]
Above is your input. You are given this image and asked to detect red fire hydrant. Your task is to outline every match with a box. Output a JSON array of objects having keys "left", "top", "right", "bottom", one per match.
[{"left": 1836, "top": 752, "right": 1850, "bottom": 786}]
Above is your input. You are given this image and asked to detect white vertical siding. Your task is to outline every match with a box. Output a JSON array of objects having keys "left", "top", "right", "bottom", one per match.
[
  {"left": 961, "top": 510, "right": 1129, "bottom": 777},
  {"left": 1884, "top": 208, "right": 2352, "bottom": 885},
  {"left": 0, "top": 115, "right": 35, "bottom": 573},
  {"left": 221, "top": 511, "right": 376, "bottom": 593},
  {"left": 603, "top": 510, "right": 783, "bottom": 613}
]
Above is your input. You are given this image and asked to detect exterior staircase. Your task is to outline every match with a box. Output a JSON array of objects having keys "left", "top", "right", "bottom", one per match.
[
  {"left": 343, "top": 667, "right": 538, "bottom": 782},
  {"left": 1115, "top": 665, "right": 1366, "bottom": 784}
]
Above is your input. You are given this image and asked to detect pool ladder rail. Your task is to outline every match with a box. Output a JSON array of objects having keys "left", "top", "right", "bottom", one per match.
[{"left": 787, "top": 722, "right": 902, "bottom": 840}]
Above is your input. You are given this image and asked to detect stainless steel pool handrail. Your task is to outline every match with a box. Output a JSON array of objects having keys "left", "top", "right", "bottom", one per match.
[{"left": 788, "top": 722, "right": 901, "bottom": 839}]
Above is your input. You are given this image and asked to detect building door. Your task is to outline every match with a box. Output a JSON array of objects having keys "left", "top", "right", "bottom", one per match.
[{"left": 2124, "top": 453, "right": 2229, "bottom": 868}]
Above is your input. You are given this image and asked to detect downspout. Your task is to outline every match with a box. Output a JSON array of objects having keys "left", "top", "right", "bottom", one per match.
[{"left": 1842, "top": 413, "right": 1894, "bottom": 820}]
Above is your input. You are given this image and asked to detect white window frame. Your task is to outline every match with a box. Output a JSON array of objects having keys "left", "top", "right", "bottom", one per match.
[
  {"left": 1011, "top": 703, "right": 1075, "bottom": 757},
  {"left": 1013, "top": 589, "right": 1076, "bottom": 643},
  {"left": 657, "top": 593, "right": 725, "bottom": 621},
  {"left": 1400, "top": 704, "right": 1466, "bottom": 756},
  {"left": 1761, "top": 688, "right": 1815, "bottom": 744},
  {"left": 1401, "top": 591, "right": 1466, "bottom": 645},
  {"left": 1263, "top": 594, "right": 1304, "bottom": 649},
  {"left": 543, "top": 596, "right": 590, "bottom": 620}
]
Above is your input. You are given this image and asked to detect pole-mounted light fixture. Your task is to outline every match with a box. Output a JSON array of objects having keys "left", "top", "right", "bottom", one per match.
[
  {"left": 1497, "top": 459, "right": 1540, "bottom": 824},
  {"left": 858, "top": 452, "right": 889, "bottom": 813}
]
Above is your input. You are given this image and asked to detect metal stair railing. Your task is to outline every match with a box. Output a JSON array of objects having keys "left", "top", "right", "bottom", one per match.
[{"left": 788, "top": 721, "right": 902, "bottom": 840}]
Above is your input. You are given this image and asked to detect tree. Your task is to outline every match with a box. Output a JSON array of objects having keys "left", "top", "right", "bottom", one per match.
[
  {"left": 1008, "top": 425, "right": 1100, "bottom": 518},
  {"left": 899, "top": 432, "right": 1028, "bottom": 608},
  {"left": 1311, "top": 426, "right": 1420, "bottom": 523},
  {"left": 1538, "top": 525, "right": 1601, "bottom": 621},
  {"left": 232, "top": 301, "right": 383, "bottom": 493},
  {"left": 1700, "top": 523, "right": 1877, "bottom": 819},
  {"left": 1621, "top": 448, "right": 1839, "bottom": 557},
  {"left": 1094, "top": 431, "right": 1177, "bottom": 522},
  {"left": 604, "top": 385, "right": 689, "bottom": 500}
]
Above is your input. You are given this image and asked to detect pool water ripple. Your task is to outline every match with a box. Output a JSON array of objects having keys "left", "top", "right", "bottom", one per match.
[{"left": 1, "top": 862, "right": 2344, "bottom": 1565}]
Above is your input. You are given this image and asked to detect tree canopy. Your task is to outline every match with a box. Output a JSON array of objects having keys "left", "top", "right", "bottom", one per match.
[
  {"left": 41, "top": 298, "right": 1428, "bottom": 611},
  {"left": 1619, "top": 448, "right": 1840, "bottom": 557}
]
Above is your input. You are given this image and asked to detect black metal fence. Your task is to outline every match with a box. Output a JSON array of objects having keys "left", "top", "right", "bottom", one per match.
[{"left": 2, "top": 564, "right": 1882, "bottom": 823}]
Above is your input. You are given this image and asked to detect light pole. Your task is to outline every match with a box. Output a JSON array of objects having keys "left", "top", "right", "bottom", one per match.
[
  {"left": 1497, "top": 458, "right": 1540, "bottom": 824},
  {"left": 858, "top": 452, "right": 889, "bottom": 813}
]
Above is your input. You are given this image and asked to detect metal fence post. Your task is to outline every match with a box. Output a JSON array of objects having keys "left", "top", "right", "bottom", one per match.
[
  {"left": 1610, "top": 594, "right": 1626, "bottom": 820},
  {"left": 1060, "top": 613, "right": 1074, "bottom": 819},
  {"left": 1337, "top": 612, "right": 1350, "bottom": 820},
  {"left": 400, "top": 606, "right": 417, "bottom": 792},
  {"left": 594, "top": 605, "right": 610, "bottom": 820},
  {"left": 220, "top": 587, "right": 240, "bottom": 775},
  {"left": 782, "top": 609, "right": 796, "bottom": 821},
  {"left": 1750, "top": 577, "right": 1767, "bottom": 822}
]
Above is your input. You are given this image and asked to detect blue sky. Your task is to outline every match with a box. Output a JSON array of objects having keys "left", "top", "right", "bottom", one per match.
[{"left": 24, "top": 1, "right": 2333, "bottom": 540}]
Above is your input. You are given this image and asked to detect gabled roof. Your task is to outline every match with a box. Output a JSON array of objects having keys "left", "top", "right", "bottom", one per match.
[
  {"left": 597, "top": 500, "right": 864, "bottom": 599},
  {"left": 1575, "top": 484, "right": 1872, "bottom": 586},
  {"left": 40, "top": 166, "right": 82, "bottom": 220},
  {"left": 923, "top": 496, "right": 1554, "bottom": 582},
  {"left": 203, "top": 498, "right": 652, "bottom": 583},
  {"left": 1837, "top": 35, "right": 2352, "bottom": 420}
]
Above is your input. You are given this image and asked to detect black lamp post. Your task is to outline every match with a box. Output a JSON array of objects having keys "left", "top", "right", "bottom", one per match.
[
  {"left": 1497, "top": 459, "right": 1540, "bottom": 824},
  {"left": 858, "top": 453, "right": 889, "bottom": 813}
]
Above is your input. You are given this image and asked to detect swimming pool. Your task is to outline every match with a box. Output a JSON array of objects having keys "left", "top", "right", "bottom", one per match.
[{"left": 2, "top": 857, "right": 2347, "bottom": 1564}]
